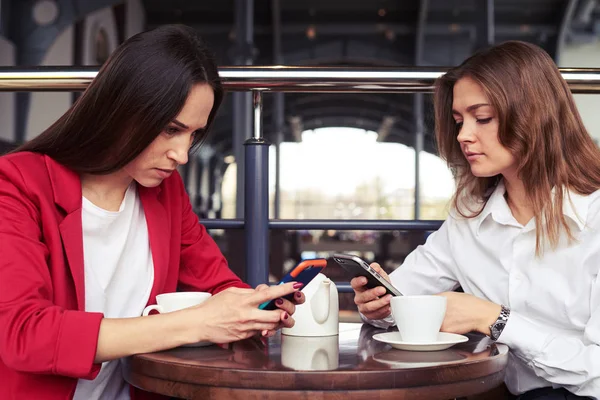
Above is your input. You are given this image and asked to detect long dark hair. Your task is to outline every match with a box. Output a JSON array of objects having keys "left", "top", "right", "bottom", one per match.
[
  {"left": 17, "top": 24, "right": 223, "bottom": 174},
  {"left": 434, "top": 41, "right": 600, "bottom": 255}
]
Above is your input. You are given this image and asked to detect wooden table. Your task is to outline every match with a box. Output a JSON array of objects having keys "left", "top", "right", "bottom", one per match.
[{"left": 125, "top": 323, "right": 508, "bottom": 400}]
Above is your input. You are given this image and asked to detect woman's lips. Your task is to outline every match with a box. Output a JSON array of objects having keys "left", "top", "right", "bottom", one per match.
[
  {"left": 465, "top": 152, "right": 483, "bottom": 161},
  {"left": 155, "top": 168, "right": 174, "bottom": 178}
]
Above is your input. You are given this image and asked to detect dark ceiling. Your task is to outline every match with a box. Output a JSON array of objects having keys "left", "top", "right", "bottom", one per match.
[{"left": 142, "top": 0, "right": 600, "bottom": 156}]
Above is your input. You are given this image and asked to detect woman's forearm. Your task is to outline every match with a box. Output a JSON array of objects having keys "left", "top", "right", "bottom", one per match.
[
  {"left": 95, "top": 309, "right": 197, "bottom": 363},
  {"left": 95, "top": 283, "right": 302, "bottom": 363}
]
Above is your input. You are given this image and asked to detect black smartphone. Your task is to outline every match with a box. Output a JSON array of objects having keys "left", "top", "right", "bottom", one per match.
[
  {"left": 328, "top": 253, "right": 402, "bottom": 296},
  {"left": 258, "top": 258, "right": 327, "bottom": 310}
]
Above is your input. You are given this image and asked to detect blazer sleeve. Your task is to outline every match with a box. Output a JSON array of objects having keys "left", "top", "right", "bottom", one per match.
[
  {"left": 175, "top": 174, "right": 250, "bottom": 293},
  {"left": 0, "top": 158, "right": 103, "bottom": 379}
]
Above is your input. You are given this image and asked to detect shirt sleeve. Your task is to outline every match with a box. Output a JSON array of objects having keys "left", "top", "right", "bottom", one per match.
[
  {"left": 361, "top": 218, "right": 460, "bottom": 327},
  {"left": 360, "top": 312, "right": 395, "bottom": 329},
  {"left": 175, "top": 173, "right": 250, "bottom": 293},
  {"left": 0, "top": 159, "right": 103, "bottom": 379},
  {"left": 498, "top": 279, "right": 600, "bottom": 398}
]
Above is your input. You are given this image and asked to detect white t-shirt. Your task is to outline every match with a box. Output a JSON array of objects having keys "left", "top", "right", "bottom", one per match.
[{"left": 73, "top": 184, "right": 154, "bottom": 400}]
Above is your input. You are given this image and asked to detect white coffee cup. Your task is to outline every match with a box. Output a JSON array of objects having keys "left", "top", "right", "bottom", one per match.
[
  {"left": 390, "top": 295, "right": 447, "bottom": 343},
  {"left": 142, "top": 291, "right": 211, "bottom": 316}
]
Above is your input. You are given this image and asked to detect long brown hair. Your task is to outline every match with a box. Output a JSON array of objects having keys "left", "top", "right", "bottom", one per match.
[
  {"left": 435, "top": 40, "right": 600, "bottom": 255},
  {"left": 16, "top": 24, "right": 223, "bottom": 174}
]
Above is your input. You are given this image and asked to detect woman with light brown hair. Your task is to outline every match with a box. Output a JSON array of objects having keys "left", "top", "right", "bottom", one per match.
[{"left": 352, "top": 41, "right": 600, "bottom": 399}]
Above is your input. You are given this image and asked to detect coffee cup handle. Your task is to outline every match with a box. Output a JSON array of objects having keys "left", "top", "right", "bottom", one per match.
[{"left": 142, "top": 305, "right": 163, "bottom": 316}]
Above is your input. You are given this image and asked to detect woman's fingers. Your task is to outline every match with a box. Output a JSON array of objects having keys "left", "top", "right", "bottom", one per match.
[
  {"left": 369, "top": 262, "right": 390, "bottom": 281},
  {"left": 362, "top": 305, "right": 392, "bottom": 320},
  {"left": 255, "top": 283, "right": 269, "bottom": 291},
  {"left": 291, "top": 291, "right": 305, "bottom": 305},
  {"left": 351, "top": 276, "right": 369, "bottom": 292},
  {"left": 358, "top": 294, "right": 392, "bottom": 314},
  {"left": 354, "top": 286, "right": 387, "bottom": 305},
  {"left": 279, "top": 311, "right": 295, "bottom": 328},
  {"left": 353, "top": 278, "right": 391, "bottom": 319},
  {"left": 251, "top": 311, "right": 294, "bottom": 333},
  {"left": 250, "top": 282, "right": 302, "bottom": 305},
  {"left": 225, "top": 283, "right": 304, "bottom": 340},
  {"left": 274, "top": 297, "right": 296, "bottom": 315},
  {"left": 252, "top": 307, "right": 287, "bottom": 324},
  {"left": 250, "top": 321, "right": 280, "bottom": 332},
  {"left": 262, "top": 329, "right": 277, "bottom": 338}
]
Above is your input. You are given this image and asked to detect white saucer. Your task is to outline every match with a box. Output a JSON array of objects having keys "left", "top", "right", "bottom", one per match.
[
  {"left": 372, "top": 332, "right": 468, "bottom": 351},
  {"left": 373, "top": 349, "right": 466, "bottom": 367}
]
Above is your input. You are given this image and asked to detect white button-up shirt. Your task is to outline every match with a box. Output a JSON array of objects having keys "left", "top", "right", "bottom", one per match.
[{"left": 371, "top": 181, "right": 600, "bottom": 397}]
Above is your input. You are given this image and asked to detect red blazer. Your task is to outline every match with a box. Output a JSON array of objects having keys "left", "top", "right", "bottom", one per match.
[{"left": 0, "top": 152, "right": 249, "bottom": 400}]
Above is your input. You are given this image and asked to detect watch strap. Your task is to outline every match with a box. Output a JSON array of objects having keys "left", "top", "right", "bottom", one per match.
[{"left": 489, "top": 304, "right": 510, "bottom": 341}]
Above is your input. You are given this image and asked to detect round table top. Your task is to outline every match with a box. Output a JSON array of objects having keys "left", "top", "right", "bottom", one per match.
[{"left": 125, "top": 323, "right": 508, "bottom": 400}]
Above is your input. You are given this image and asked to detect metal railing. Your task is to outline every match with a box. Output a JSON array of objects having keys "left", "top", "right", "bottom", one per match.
[
  {"left": 3, "top": 66, "right": 600, "bottom": 291},
  {"left": 2, "top": 66, "right": 600, "bottom": 93}
]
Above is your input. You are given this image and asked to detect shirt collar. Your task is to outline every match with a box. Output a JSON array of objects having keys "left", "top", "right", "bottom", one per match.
[
  {"left": 474, "top": 180, "right": 589, "bottom": 235},
  {"left": 474, "top": 180, "right": 514, "bottom": 235}
]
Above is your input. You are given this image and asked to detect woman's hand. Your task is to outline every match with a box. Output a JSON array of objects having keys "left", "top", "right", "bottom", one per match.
[
  {"left": 255, "top": 283, "right": 306, "bottom": 338},
  {"left": 188, "top": 282, "right": 303, "bottom": 344},
  {"left": 351, "top": 262, "right": 393, "bottom": 321},
  {"left": 437, "top": 292, "right": 501, "bottom": 336}
]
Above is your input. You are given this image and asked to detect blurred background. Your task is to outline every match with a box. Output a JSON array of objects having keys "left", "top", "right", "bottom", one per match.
[{"left": 1, "top": 0, "right": 599, "bottom": 311}]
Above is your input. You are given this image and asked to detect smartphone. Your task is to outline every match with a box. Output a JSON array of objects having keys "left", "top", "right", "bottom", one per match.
[
  {"left": 328, "top": 253, "right": 402, "bottom": 296},
  {"left": 258, "top": 258, "right": 327, "bottom": 310}
]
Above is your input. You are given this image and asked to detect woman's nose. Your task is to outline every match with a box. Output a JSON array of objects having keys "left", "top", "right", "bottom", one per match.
[
  {"left": 167, "top": 142, "right": 189, "bottom": 165},
  {"left": 456, "top": 122, "right": 475, "bottom": 143}
]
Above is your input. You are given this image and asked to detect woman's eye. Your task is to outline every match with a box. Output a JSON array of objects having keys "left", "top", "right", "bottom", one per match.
[
  {"left": 476, "top": 117, "right": 492, "bottom": 124},
  {"left": 164, "top": 127, "right": 179, "bottom": 135},
  {"left": 455, "top": 121, "right": 463, "bottom": 129}
]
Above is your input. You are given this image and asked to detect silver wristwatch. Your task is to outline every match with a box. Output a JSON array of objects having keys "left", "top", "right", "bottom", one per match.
[{"left": 489, "top": 304, "right": 510, "bottom": 341}]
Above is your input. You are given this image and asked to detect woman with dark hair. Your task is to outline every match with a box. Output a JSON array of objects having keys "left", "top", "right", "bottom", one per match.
[
  {"left": 0, "top": 25, "right": 304, "bottom": 400},
  {"left": 353, "top": 41, "right": 600, "bottom": 399}
]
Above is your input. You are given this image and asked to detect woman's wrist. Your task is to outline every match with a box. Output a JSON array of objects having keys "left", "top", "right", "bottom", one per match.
[
  {"left": 477, "top": 302, "right": 502, "bottom": 336},
  {"left": 95, "top": 310, "right": 203, "bottom": 363},
  {"left": 168, "top": 307, "right": 207, "bottom": 345}
]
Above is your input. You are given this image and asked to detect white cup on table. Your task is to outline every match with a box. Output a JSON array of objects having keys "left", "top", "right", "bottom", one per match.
[
  {"left": 390, "top": 295, "right": 447, "bottom": 343},
  {"left": 142, "top": 291, "right": 211, "bottom": 316}
]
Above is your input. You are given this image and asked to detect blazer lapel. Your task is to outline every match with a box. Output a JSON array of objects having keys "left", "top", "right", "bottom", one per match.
[
  {"left": 59, "top": 213, "right": 86, "bottom": 310},
  {"left": 139, "top": 185, "right": 170, "bottom": 304},
  {"left": 45, "top": 156, "right": 87, "bottom": 311}
]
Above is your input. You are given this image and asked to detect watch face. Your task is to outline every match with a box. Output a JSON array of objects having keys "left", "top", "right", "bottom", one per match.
[
  {"left": 491, "top": 326, "right": 500, "bottom": 339},
  {"left": 491, "top": 322, "right": 505, "bottom": 340}
]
